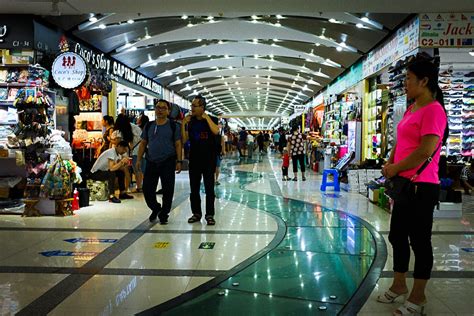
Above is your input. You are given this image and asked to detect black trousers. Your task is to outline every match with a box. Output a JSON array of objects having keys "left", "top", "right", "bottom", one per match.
[
  {"left": 388, "top": 182, "right": 439, "bottom": 279},
  {"left": 90, "top": 170, "right": 125, "bottom": 196},
  {"left": 189, "top": 161, "right": 215, "bottom": 217},
  {"left": 292, "top": 154, "right": 306, "bottom": 173},
  {"left": 143, "top": 157, "right": 176, "bottom": 220},
  {"left": 282, "top": 167, "right": 288, "bottom": 177}
]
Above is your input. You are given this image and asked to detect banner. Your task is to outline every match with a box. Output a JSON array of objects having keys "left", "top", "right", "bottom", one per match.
[{"left": 419, "top": 13, "right": 474, "bottom": 48}]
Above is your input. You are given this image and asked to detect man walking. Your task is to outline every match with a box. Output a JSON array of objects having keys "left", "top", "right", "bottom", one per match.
[
  {"left": 136, "top": 99, "right": 182, "bottom": 224},
  {"left": 182, "top": 95, "right": 219, "bottom": 225}
]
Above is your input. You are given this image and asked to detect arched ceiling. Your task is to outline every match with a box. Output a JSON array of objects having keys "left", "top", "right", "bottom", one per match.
[{"left": 7, "top": 1, "right": 467, "bottom": 128}]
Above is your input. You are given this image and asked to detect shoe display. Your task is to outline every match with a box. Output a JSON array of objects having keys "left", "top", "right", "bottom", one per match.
[
  {"left": 464, "top": 78, "right": 474, "bottom": 84},
  {"left": 439, "top": 78, "right": 451, "bottom": 85},
  {"left": 465, "top": 71, "right": 474, "bottom": 77}
]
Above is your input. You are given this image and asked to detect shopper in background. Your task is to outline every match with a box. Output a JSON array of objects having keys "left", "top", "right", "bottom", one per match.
[
  {"left": 111, "top": 114, "right": 134, "bottom": 191},
  {"left": 90, "top": 141, "right": 133, "bottom": 203},
  {"left": 263, "top": 131, "right": 270, "bottom": 152},
  {"left": 136, "top": 100, "right": 182, "bottom": 224},
  {"left": 461, "top": 160, "right": 474, "bottom": 195},
  {"left": 96, "top": 115, "right": 114, "bottom": 157},
  {"left": 247, "top": 131, "right": 255, "bottom": 159},
  {"left": 257, "top": 131, "right": 265, "bottom": 154},
  {"left": 278, "top": 129, "right": 287, "bottom": 154},
  {"left": 273, "top": 130, "right": 280, "bottom": 153},
  {"left": 182, "top": 95, "right": 219, "bottom": 225},
  {"left": 287, "top": 126, "right": 306, "bottom": 181},
  {"left": 130, "top": 115, "right": 146, "bottom": 193},
  {"left": 238, "top": 127, "right": 248, "bottom": 157},
  {"left": 215, "top": 131, "right": 226, "bottom": 186},
  {"left": 379, "top": 58, "right": 448, "bottom": 315},
  {"left": 281, "top": 149, "right": 290, "bottom": 181}
]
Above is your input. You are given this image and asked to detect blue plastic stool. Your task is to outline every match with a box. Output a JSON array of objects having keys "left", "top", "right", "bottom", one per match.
[{"left": 320, "top": 169, "right": 340, "bottom": 192}]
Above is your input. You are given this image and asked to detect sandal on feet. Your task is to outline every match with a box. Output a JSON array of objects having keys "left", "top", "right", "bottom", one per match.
[
  {"left": 377, "top": 289, "right": 408, "bottom": 304},
  {"left": 205, "top": 216, "right": 216, "bottom": 225},
  {"left": 188, "top": 215, "right": 201, "bottom": 223},
  {"left": 292, "top": 177, "right": 298, "bottom": 181},
  {"left": 302, "top": 177, "right": 306, "bottom": 181},
  {"left": 393, "top": 300, "right": 426, "bottom": 315}
]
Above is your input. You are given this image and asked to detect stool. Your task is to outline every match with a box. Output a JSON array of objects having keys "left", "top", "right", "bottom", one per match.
[{"left": 320, "top": 169, "right": 340, "bottom": 192}]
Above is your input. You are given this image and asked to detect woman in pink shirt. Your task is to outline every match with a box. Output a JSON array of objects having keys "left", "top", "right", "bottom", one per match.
[{"left": 379, "top": 58, "right": 448, "bottom": 315}]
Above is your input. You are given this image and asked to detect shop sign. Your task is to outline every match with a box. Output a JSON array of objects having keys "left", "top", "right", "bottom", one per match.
[
  {"left": 73, "top": 42, "right": 162, "bottom": 95},
  {"left": 0, "top": 15, "right": 34, "bottom": 49},
  {"left": 419, "top": 13, "right": 474, "bottom": 47},
  {"left": 363, "top": 17, "right": 419, "bottom": 78},
  {"left": 293, "top": 105, "right": 305, "bottom": 114},
  {"left": 52, "top": 52, "right": 87, "bottom": 89},
  {"left": 327, "top": 61, "right": 363, "bottom": 96}
]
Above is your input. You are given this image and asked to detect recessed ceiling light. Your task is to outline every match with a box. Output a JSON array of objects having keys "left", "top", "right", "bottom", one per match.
[
  {"left": 207, "top": 16, "right": 214, "bottom": 20},
  {"left": 361, "top": 17, "right": 370, "bottom": 23},
  {"left": 356, "top": 23, "right": 364, "bottom": 28},
  {"left": 144, "top": 34, "right": 151, "bottom": 39},
  {"left": 336, "top": 46, "right": 343, "bottom": 52},
  {"left": 329, "top": 18, "right": 337, "bottom": 23},
  {"left": 253, "top": 38, "right": 258, "bottom": 43},
  {"left": 340, "top": 42, "right": 347, "bottom": 47},
  {"left": 89, "top": 16, "right": 98, "bottom": 23},
  {"left": 127, "top": 19, "right": 134, "bottom": 24},
  {"left": 273, "top": 38, "right": 279, "bottom": 42},
  {"left": 275, "top": 22, "right": 281, "bottom": 27},
  {"left": 218, "top": 40, "right": 224, "bottom": 44},
  {"left": 98, "top": 24, "right": 106, "bottom": 29},
  {"left": 187, "top": 22, "right": 193, "bottom": 27},
  {"left": 181, "top": 15, "right": 188, "bottom": 20},
  {"left": 251, "top": 15, "right": 259, "bottom": 20},
  {"left": 276, "top": 14, "right": 284, "bottom": 19},
  {"left": 196, "top": 38, "right": 202, "bottom": 42}
]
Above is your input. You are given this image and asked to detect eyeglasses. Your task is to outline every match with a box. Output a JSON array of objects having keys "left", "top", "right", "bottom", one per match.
[{"left": 155, "top": 107, "right": 168, "bottom": 111}]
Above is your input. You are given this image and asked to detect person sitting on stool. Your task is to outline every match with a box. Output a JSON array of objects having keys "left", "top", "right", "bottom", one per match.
[{"left": 90, "top": 141, "right": 134, "bottom": 203}]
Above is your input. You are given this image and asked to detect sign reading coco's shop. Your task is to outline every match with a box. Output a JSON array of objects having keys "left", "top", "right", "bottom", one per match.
[
  {"left": 52, "top": 52, "right": 87, "bottom": 89},
  {"left": 419, "top": 13, "right": 474, "bottom": 47}
]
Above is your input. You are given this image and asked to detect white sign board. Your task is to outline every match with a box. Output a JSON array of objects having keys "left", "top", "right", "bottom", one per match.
[
  {"left": 293, "top": 105, "right": 305, "bottom": 114},
  {"left": 52, "top": 52, "right": 87, "bottom": 89},
  {"left": 419, "top": 13, "right": 474, "bottom": 47}
]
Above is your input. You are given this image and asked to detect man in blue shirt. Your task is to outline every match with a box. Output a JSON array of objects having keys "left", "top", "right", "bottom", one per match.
[
  {"left": 136, "top": 99, "right": 182, "bottom": 224},
  {"left": 182, "top": 95, "right": 219, "bottom": 225}
]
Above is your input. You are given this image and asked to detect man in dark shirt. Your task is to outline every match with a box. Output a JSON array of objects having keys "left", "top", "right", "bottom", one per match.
[
  {"left": 238, "top": 127, "right": 248, "bottom": 157},
  {"left": 136, "top": 99, "right": 182, "bottom": 224},
  {"left": 182, "top": 95, "right": 219, "bottom": 225}
]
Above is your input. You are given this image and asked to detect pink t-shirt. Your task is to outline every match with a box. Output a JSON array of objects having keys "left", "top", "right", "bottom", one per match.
[{"left": 394, "top": 101, "right": 446, "bottom": 184}]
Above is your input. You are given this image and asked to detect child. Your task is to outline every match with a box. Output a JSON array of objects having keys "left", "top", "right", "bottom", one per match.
[{"left": 282, "top": 149, "right": 290, "bottom": 181}]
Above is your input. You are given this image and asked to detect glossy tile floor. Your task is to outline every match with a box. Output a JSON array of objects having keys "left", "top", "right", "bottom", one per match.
[{"left": 0, "top": 152, "right": 472, "bottom": 315}]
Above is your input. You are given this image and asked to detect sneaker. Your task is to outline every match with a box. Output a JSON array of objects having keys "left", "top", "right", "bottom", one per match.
[
  {"left": 464, "top": 71, "right": 474, "bottom": 78},
  {"left": 215, "top": 181, "right": 221, "bottom": 186},
  {"left": 109, "top": 197, "right": 121, "bottom": 203},
  {"left": 119, "top": 193, "right": 134, "bottom": 199},
  {"left": 439, "top": 69, "right": 452, "bottom": 77},
  {"left": 159, "top": 218, "right": 168, "bottom": 225},
  {"left": 439, "top": 78, "right": 451, "bottom": 84},
  {"left": 188, "top": 214, "right": 201, "bottom": 223},
  {"left": 464, "top": 79, "right": 474, "bottom": 84}
]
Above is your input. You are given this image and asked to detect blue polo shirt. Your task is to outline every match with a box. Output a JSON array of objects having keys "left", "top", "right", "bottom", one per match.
[{"left": 141, "top": 120, "right": 181, "bottom": 163}]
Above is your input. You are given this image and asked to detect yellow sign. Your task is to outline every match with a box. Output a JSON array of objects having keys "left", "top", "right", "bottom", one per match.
[{"left": 153, "top": 242, "right": 170, "bottom": 249}]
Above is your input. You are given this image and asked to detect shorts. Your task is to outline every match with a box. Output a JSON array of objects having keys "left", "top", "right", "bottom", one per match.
[
  {"left": 132, "top": 155, "right": 146, "bottom": 173},
  {"left": 216, "top": 155, "right": 222, "bottom": 168}
]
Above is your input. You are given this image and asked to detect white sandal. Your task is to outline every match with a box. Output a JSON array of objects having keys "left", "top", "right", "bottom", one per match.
[
  {"left": 393, "top": 300, "right": 426, "bottom": 315},
  {"left": 377, "top": 289, "right": 407, "bottom": 303}
]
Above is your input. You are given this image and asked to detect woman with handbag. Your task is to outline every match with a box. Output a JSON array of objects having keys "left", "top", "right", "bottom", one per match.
[{"left": 379, "top": 57, "right": 448, "bottom": 315}]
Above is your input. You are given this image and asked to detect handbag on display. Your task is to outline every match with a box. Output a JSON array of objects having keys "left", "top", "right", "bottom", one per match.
[{"left": 384, "top": 142, "right": 441, "bottom": 203}]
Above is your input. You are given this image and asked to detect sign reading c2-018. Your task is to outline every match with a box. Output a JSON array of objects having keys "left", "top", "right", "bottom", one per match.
[{"left": 52, "top": 52, "right": 87, "bottom": 89}]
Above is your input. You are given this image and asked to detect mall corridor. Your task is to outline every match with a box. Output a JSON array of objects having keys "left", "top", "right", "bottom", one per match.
[{"left": 0, "top": 154, "right": 472, "bottom": 315}]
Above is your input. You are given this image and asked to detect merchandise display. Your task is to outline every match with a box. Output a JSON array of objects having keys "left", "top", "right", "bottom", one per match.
[{"left": 439, "top": 67, "right": 474, "bottom": 158}]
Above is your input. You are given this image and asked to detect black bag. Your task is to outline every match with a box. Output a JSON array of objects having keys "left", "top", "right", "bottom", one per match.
[{"left": 384, "top": 142, "right": 441, "bottom": 203}]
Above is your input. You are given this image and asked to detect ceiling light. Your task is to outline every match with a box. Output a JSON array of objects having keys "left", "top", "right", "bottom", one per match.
[
  {"left": 340, "top": 42, "right": 347, "bottom": 47},
  {"left": 181, "top": 15, "right": 188, "bottom": 20},
  {"left": 356, "top": 23, "right": 364, "bottom": 28},
  {"left": 251, "top": 15, "right": 259, "bottom": 20},
  {"left": 127, "top": 19, "right": 134, "bottom": 24},
  {"left": 275, "top": 22, "right": 281, "bottom": 27},
  {"left": 329, "top": 18, "right": 337, "bottom": 23},
  {"left": 89, "top": 16, "right": 98, "bottom": 23},
  {"left": 469, "top": 50, "right": 474, "bottom": 57},
  {"left": 207, "top": 16, "right": 214, "bottom": 20},
  {"left": 129, "top": 46, "right": 137, "bottom": 51},
  {"left": 224, "top": 54, "right": 229, "bottom": 58},
  {"left": 187, "top": 22, "right": 193, "bottom": 27},
  {"left": 315, "top": 43, "right": 321, "bottom": 46},
  {"left": 98, "top": 24, "right": 106, "bottom": 29},
  {"left": 144, "top": 34, "right": 151, "bottom": 39},
  {"left": 196, "top": 38, "right": 202, "bottom": 42},
  {"left": 218, "top": 40, "right": 224, "bottom": 44},
  {"left": 273, "top": 38, "right": 279, "bottom": 42},
  {"left": 253, "top": 38, "right": 258, "bottom": 43},
  {"left": 336, "top": 46, "right": 342, "bottom": 52},
  {"left": 276, "top": 14, "right": 284, "bottom": 19}
]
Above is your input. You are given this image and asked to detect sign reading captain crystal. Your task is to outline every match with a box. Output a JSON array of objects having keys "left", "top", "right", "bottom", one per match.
[{"left": 52, "top": 52, "right": 87, "bottom": 89}]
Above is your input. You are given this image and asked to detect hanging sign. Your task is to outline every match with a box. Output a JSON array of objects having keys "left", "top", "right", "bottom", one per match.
[
  {"left": 51, "top": 52, "right": 87, "bottom": 89},
  {"left": 293, "top": 105, "right": 305, "bottom": 114},
  {"left": 419, "top": 13, "right": 474, "bottom": 47}
]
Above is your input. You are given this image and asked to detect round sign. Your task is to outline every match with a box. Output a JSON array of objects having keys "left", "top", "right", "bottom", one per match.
[{"left": 51, "top": 52, "right": 87, "bottom": 89}]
